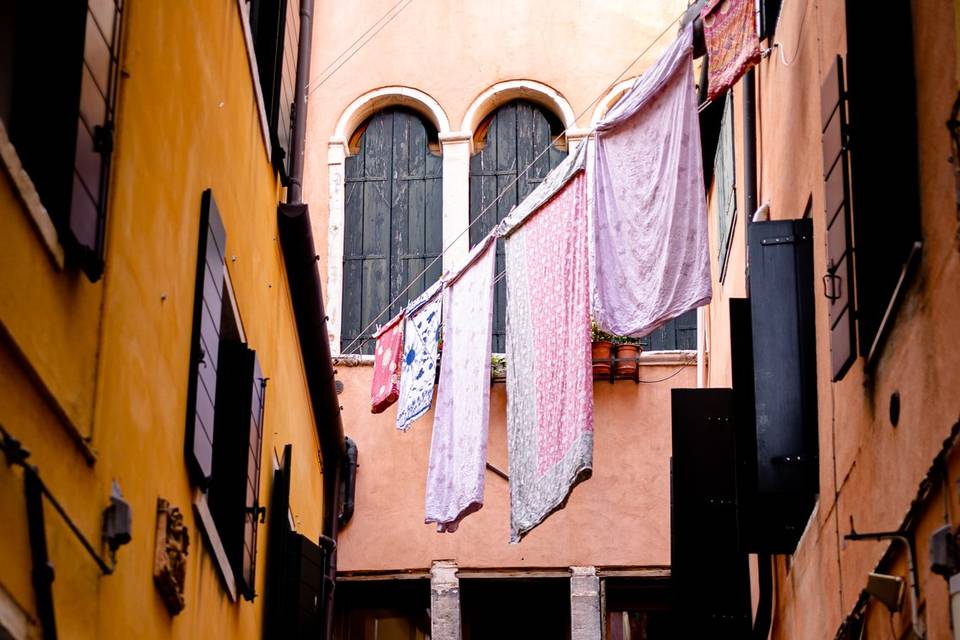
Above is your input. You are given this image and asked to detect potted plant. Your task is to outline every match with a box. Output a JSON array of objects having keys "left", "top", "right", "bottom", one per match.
[
  {"left": 591, "top": 322, "right": 615, "bottom": 379},
  {"left": 491, "top": 354, "right": 507, "bottom": 382},
  {"left": 613, "top": 335, "right": 642, "bottom": 379}
]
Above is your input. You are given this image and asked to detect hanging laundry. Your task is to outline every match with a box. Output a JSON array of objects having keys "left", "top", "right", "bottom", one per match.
[
  {"left": 499, "top": 147, "right": 593, "bottom": 543},
  {"left": 424, "top": 236, "right": 496, "bottom": 532},
  {"left": 370, "top": 311, "right": 404, "bottom": 414},
  {"left": 701, "top": 0, "right": 762, "bottom": 101},
  {"left": 396, "top": 280, "right": 443, "bottom": 431},
  {"left": 591, "top": 24, "right": 711, "bottom": 338}
]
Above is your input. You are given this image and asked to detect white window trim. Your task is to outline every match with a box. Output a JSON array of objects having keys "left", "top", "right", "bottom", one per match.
[
  {"left": 193, "top": 489, "right": 238, "bottom": 602},
  {"left": 326, "top": 82, "right": 578, "bottom": 356},
  {"left": 235, "top": 0, "right": 274, "bottom": 166},
  {"left": 0, "top": 119, "right": 65, "bottom": 269}
]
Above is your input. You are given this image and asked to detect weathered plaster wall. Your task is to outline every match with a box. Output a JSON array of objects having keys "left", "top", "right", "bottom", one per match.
[
  {"left": 0, "top": 2, "right": 326, "bottom": 638},
  {"left": 334, "top": 362, "right": 693, "bottom": 572},
  {"left": 703, "top": 0, "right": 960, "bottom": 637}
]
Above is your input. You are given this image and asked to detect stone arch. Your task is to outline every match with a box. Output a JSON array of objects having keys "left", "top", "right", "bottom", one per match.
[
  {"left": 332, "top": 86, "right": 452, "bottom": 145},
  {"left": 460, "top": 80, "right": 576, "bottom": 138},
  {"left": 590, "top": 78, "right": 638, "bottom": 125}
]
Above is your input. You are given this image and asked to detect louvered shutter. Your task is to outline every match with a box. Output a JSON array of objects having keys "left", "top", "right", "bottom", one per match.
[
  {"left": 185, "top": 190, "right": 227, "bottom": 486},
  {"left": 210, "top": 342, "right": 266, "bottom": 601},
  {"left": 239, "top": 354, "right": 267, "bottom": 601},
  {"left": 820, "top": 56, "right": 856, "bottom": 381},
  {"left": 68, "top": 0, "right": 124, "bottom": 281},
  {"left": 275, "top": 0, "right": 299, "bottom": 178}
]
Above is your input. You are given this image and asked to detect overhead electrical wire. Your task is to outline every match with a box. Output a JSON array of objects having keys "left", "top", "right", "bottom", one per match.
[
  {"left": 307, "top": 0, "right": 414, "bottom": 95},
  {"left": 339, "top": 10, "right": 686, "bottom": 357}
]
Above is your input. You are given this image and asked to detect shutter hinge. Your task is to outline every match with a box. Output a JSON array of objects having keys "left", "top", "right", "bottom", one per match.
[
  {"left": 93, "top": 122, "right": 114, "bottom": 155},
  {"left": 247, "top": 503, "right": 267, "bottom": 524}
]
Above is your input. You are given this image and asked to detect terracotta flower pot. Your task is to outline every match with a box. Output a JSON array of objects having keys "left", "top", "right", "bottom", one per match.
[
  {"left": 592, "top": 340, "right": 614, "bottom": 378},
  {"left": 614, "top": 343, "right": 641, "bottom": 378}
]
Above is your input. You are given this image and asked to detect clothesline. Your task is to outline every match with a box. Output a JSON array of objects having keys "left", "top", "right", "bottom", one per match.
[{"left": 338, "top": 9, "right": 686, "bottom": 357}]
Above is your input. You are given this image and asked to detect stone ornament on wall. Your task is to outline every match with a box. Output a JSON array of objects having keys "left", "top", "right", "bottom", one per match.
[{"left": 154, "top": 497, "right": 189, "bottom": 615}]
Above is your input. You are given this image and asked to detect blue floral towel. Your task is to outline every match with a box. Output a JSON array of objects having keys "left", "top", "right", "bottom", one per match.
[{"left": 395, "top": 280, "right": 443, "bottom": 431}]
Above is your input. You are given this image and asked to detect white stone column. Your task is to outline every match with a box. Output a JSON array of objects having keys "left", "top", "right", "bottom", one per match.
[
  {"left": 570, "top": 566, "right": 602, "bottom": 640},
  {"left": 439, "top": 132, "right": 472, "bottom": 274},
  {"left": 431, "top": 560, "right": 462, "bottom": 640},
  {"left": 325, "top": 139, "right": 348, "bottom": 355}
]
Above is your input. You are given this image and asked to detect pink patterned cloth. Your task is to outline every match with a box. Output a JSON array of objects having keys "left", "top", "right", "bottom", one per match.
[
  {"left": 500, "top": 148, "right": 593, "bottom": 543},
  {"left": 424, "top": 236, "right": 496, "bottom": 532},
  {"left": 591, "top": 25, "right": 711, "bottom": 338},
  {"left": 370, "top": 312, "right": 404, "bottom": 414},
  {"left": 702, "top": 0, "right": 761, "bottom": 102}
]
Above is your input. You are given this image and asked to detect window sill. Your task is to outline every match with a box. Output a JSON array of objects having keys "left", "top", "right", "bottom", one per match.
[
  {"left": 192, "top": 489, "right": 238, "bottom": 602},
  {"left": 0, "top": 120, "right": 65, "bottom": 270},
  {"left": 865, "top": 240, "right": 923, "bottom": 366},
  {"left": 334, "top": 350, "right": 698, "bottom": 370}
]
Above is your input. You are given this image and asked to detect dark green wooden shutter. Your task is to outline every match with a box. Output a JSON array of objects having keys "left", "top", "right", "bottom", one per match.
[
  {"left": 185, "top": 190, "right": 227, "bottom": 486},
  {"left": 469, "top": 101, "right": 566, "bottom": 352},
  {"left": 342, "top": 109, "right": 442, "bottom": 354},
  {"left": 821, "top": 56, "right": 856, "bottom": 381},
  {"left": 845, "top": 0, "right": 922, "bottom": 358}
]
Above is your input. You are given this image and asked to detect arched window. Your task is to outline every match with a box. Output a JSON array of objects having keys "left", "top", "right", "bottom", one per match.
[
  {"left": 469, "top": 100, "right": 568, "bottom": 352},
  {"left": 341, "top": 108, "right": 443, "bottom": 354}
]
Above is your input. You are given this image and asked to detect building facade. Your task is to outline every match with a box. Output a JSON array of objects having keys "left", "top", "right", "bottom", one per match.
[
  {"left": 303, "top": 1, "right": 696, "bottom": 637},
  {"left": 693, "top": 0, "right": 960, "bottom": 637},
  {"left": 0, "top": 1, "right": 343, "bottom": 638}
]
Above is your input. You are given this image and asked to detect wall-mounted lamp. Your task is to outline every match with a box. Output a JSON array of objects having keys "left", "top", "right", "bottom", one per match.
[
  {"left": 103, "top": 480, "right": 133, "bottom": 561},
  {"left": 865, "top": 572, "right": 904, "bottom": 613}
]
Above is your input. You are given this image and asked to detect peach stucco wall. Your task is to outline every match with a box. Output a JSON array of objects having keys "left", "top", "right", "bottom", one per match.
[
  {"left": 334, "top": 363, "right": 694, "bottom": 572},
  {"left": 702, "top": 0, "right": 960, "bottom": 638},
  {"left": 302, "top": 0, "right": 697, "bottom": 574}
]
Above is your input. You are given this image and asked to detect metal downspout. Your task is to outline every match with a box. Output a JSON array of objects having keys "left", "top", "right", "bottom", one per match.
[
  {"left": 287, "top": 0, "right": 313, "bottom": 205},
  {"left": 743, "top": 69, "right": 758, "bottom": 293}
]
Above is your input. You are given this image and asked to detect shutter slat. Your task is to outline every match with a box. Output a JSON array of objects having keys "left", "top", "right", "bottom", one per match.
[
  {"left": 186, "top": 190, "right": 227, "bottom": 484},
  {"left": 821, "top": 56, "right": 857, "bottom": 381},
  {"left": 67, "top": 0, "right": 121, "bottom": 281}
]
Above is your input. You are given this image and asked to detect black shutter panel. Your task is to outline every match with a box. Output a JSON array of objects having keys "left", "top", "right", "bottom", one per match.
[
  {"left": 746, "top": 220, "right": 819, "bottom": 552},
  {"left": 671, "top": 388, "right": 752, "bottom": 636},
  {"left": 239, "top": 354, "right": 267, "bottom": 601},
  {"left": 209, "top": 342, "right": 265, "bottom": 601},
  {"left": 67, "top": 0, "right": 124, "bottom": 281},
  {"left": 185, "top": 190, "right": 227, "bottom": 486},
  {"left": 282, "top": 533, "right": 325, "bottom": 638},
  {"left": 264, "top": 445, "right": 293, "bottom": 636},
  {"left": 820, "top": 56, "right": 857, "bottom": 381}
]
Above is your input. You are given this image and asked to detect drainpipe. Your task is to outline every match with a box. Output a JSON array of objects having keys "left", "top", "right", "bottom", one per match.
[
  {"left": 287, "top": 0, "right": 313, "bottom": 205},
  {"left": 743, "top": 69, "right": 758, "bottom": 293},
  {"left": 277, "top": 0, "right": 347, "bottom": 636},
  {"left": 753, "top": 553, "right": 773, "bottom": 639}
]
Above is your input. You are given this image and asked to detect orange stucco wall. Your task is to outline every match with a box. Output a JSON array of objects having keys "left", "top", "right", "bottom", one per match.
[
  {"left": 335, "top": 364, "right": 694, "bottom": 572},
  {"left": 0, "top": 2, "right": 326, "bottom": 638},
  {"left": 703, "top": 0, "right": 960, "bottom": 637}
]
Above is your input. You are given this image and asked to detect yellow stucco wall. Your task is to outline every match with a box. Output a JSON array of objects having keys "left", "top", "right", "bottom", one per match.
[{"left": 0, "top": 2, "right": 327, "bottom": 638}]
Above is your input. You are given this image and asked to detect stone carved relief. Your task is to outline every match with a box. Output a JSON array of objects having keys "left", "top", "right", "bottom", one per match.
[{"left": 154, "top": 497, "right": 189, "bottom": 615}]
